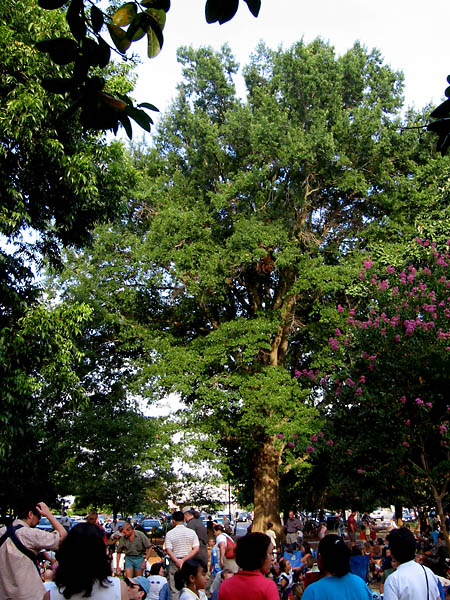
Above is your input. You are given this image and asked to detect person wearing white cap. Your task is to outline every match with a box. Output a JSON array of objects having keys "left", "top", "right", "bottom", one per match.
[{"left": 183, "top": 507, "right": 208, "bottom": 565}]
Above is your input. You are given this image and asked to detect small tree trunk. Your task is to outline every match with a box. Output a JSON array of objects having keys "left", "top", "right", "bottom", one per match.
[
  {"left": 431, "top": 486, "right": 450, "bottom": 558},
  {"left": 252, "top": 436, "right": 283, "bottom": 540},
  {"left": 394, "top": 504, "right": 403, "bottom": 526}
]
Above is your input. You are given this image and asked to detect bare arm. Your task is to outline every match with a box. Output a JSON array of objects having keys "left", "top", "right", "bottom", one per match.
[
  {"left": 116, "top": 552, "right": 122, "bottom": 573},
  {"left": 219, "top": 541, "right": 226, "bottom": 568},
  {"left": 179, "top": 545, "right": 199, "bottom": 567},
  {"left": 36, "top": 502, "right": 67, "bottom": 543}
]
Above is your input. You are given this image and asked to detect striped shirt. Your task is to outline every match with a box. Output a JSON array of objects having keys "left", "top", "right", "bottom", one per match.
[{"left": 165, "top": 525, "right": 199, "bottom": 558}]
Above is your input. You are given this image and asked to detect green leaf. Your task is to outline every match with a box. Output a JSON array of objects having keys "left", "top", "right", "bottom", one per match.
[
  {"left": 145, "top": 14, "right": 163, "bottom": 58},
  {"left": 107, "top": 23, "right": 131, "bottom": 54},
  {"left": 140, "top": 0, "right": 170, "bottom": 11},
  {"left": 137, "top": 102, "right": 159, "bottom": 112},
  {"left": 126, "top": 105, "right": 153, "bottom": 131},
  {"left": 67, "top": 0, "right": 87, "bottom": 41},
  {"left": 126, "top": 13, "right": 147, "bottom": 42},
  {"left": 90, "top": 5, "right": 104, "bottom": 33},
  {"left": 112, "top": 2, "right": 137, "bottom": 27},
  {"left": 243, "top": 0, "right": 260, "bottom": 17},
  {"left": 38, "top": 0, "right": 67, "bottom": 8},
  {"left": 145, "top": 7, "right": 166, "bottom": 30},
  {"left": 118, "top": 113, "right": 133, "bottom": 139}
]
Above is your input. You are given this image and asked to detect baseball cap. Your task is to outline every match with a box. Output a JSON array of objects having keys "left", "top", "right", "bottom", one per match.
[
  {"left": 129, "top": 576, "right": 150, "bottom": 595},
  {"left": 182, "top": 506, "right": 193, "bottom": 513}
]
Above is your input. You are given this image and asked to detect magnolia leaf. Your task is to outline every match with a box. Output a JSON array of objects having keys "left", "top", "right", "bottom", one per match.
[
  {"left": 67, "top": 0, "right": 87, "bottom": 40},
  {"left": 140, "top": 0, "right": 170, "bottom": 11},
  {"left": 146, "top": 14, "right": 163, "bottom": 58},
  {"left": 126, "top": 13, "right": 147, "bottom": 41},
  {"left": 138, "top": 102, "right": 159, "bottom": 112},
  {"left": 36, "top": 38, "right": 78, "bottom": 64},
  {"left": 430, "top": 99, "right": 450, "bottom": 120},
  {"left": 107, "top": 23, "right": 131, "bottom": 53},
  {"left": 243, "top": 0, "right": 261, "bottom": 17},
  {"left": 126, "top": 106, "right": 152, "bottom": 131},
  {"left": 90, "top": 5, "right": 104, "bottom": 33},
  {"left": 112, "top": 2, "right": 137, "bottom": 27},
  {"left": 38, "top": 0, "right": 67, "bottom": 8},
  {"left": 145, "top": 7, "right": 166, "bottom": 30},
  {"left": 118, "top": 113, "right": 133, "bottom": 139},
  {"left": 205, "top": 0, "right": 238, "bottom": 24},
  {"left": 96, "top": 36, "right": 111, "bottom": 68},
  {"left": 41, "top": 77, "right": 76, "bottom": 94}
]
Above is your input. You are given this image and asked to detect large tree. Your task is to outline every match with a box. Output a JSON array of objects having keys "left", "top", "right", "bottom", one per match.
[{"left": 56, "top": 39, "right": 441, "bottom": 531}]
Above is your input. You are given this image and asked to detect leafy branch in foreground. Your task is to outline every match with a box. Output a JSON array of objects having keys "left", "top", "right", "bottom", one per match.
[{"left": 36, "top": 0, "right": 261, "bottom": 137}]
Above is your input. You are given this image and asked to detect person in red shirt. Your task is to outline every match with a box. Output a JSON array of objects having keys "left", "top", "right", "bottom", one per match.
[
  {"left": 218, "top": 532, "right": 279, "bottom": 600},
  {"left": 347, "top": 510, "right": 357, "bottom": 545}
]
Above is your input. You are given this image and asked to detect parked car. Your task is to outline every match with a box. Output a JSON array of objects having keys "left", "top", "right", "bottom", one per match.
[
  {"left": 36, "top": 517, "right": 54, "bottom": 531},
  {"left": 140, "top": 518, "right": 163, "bottom": 538},
  {"left": 235, "top": 521, "right": 251, "bottom": 538},
  {"left": 370, "top": 509, "right": 385, "bottom": 521}
]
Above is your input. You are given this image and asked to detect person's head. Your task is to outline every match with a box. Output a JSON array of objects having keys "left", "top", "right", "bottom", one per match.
[
  {"left": 220, "top": 569, "right": 234, "bottom": 581},
  {"left": 302, "top": 541, "right": 311, "bottom": 555},
  {"left": 267, "top": 521, "right": 273, "bottom": 530},
  {"left": 150, "top": 562, "right": 164, "bottom": 576},
  {"left": 182, "top": 506, "right": 195, "bottom": 522},
  {"left": 125, "top": 576, "right": 149, "bottom": 599},
  {"left": 54, "top": 523, "right": 111, "bottom": 597},
  {"left": 304, "top": 555, "right": 315, "bottom": 569},
  {"left": 86, "top": 511, "right": 98, "bottom": 525},
  {"left": 351, "top": 545, "right": 362, "bottom": 556},
  {"left": 279, "top": 558, "right": 291, "bottom": 573},
  {"left": 122, "top": 522, "right": 134, "bottom": 538},
  {"left": 208, "top": 538, "right": 215, "bottom": 547},
  {"left": 16, "top": 501, "right": 42, "bottom": 527},
  {"left": 288, "top": 511, "right": 294, "bottom": 519},
  {"left": 174, "top": 559, "right": 208, "bottom": 592},
  {"left": 172, "top": 511, "right": 184, "bottom": 524},
  {"left": 387, "top": 528, "right": 417, "bottom": 564},
  {"left": 317, "top": 534, "right": 351, "bottom": 577},
  {"left": 43, "top": 568, "right": 54, "bottom": 582},
  {"left": 235, "top": 532, "right": 273, "bottom": 574},
  {"left": 213, "top": 524, "right": 224, "bottom": 537}
]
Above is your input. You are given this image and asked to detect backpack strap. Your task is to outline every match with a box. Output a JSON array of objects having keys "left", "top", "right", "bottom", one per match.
[{"left": 0, "top": 524, "right": 40, "bottom": 572}]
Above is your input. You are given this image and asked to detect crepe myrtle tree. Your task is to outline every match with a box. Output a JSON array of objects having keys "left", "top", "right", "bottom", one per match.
[{"left": 292, "top": 238, "right": 450, "bottom": 552}]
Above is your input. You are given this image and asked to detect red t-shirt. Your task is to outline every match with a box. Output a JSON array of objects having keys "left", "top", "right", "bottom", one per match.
[{"left": 218, "top": 571, "right": 279, "bottom": 600}]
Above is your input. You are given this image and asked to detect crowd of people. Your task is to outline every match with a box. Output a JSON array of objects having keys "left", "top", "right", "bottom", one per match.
[{"left": 0, "top": 502, "right": 449, "bottom": 600}]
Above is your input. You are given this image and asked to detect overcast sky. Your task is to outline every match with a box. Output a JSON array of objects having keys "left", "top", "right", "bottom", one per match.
[{"left": 129, "top": 0, "right": 450, "bottom": 132}]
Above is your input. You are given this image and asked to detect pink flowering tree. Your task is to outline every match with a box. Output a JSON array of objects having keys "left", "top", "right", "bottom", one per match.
[{"left": 311, "top": 239, "right": 450, "bottom": 549}]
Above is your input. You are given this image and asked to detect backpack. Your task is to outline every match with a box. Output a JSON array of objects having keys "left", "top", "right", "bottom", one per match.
[{"left": 224, "top": 534, "right": 236, "bottom": 559}]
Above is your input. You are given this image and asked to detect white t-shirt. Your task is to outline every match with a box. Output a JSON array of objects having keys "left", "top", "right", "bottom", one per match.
[
  {"left": 384, "top": 560, "right": 440, "bottom": 600},
  {"left": 147, "top": 574, "right": 167, "bottom": 600},
  {"left": 49, "top": 577, "right": 121, "bottom": 599}
]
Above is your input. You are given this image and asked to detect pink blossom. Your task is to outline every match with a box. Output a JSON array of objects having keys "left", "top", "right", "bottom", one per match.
[
  {"left": 318, "top": 431, "right": 324, "bottom": 438},
  {"left": 402, "top": 441, "right": 410, "bottom": 448},
  {"left": 355, "top": 387, "right": 363, "bottom": 396},
  {"left": 288, "top": 442, "right": 295, "bottom": 448},
  {"left": 359, "top": 376, "right": 366, "bottom": 383},
  {"left": 346, "top": 377, "right": 355, "bottom": 387},
  {"left": 347, "top": 449, "right": 353, "bottom": 456},
  {"left": 400, "top": 396, "right": 407, "bottom": 404},
  {"left": 426, "top": 402, "right": 433, "bottom": 408},
  {"left": 386, "top": 265, "right": 396, "bottom": 274},
  {"left": 363, "top": 259, "right": 374, "bottom": 270},
  {"left": 395, "top": 334, "right": 401, "bottom": 343},
  {"left": 294, "top": 370, "right": 301, "bottom": 378},
  {"left": 293, "top": 433, "right": 298, "bottom": 439},
  {"left": 405, "top": 419, "right": 410, "bottom": 426},
  {"left": 415, "top": 398, "right": 424, "bottom": 406},
  {"left": 326, "top": 440, "right": 334, "bottom": 446},
  {"left": 335, "top": 328, "right": 342, "bottom": 337},
  {"left": 440, "top": 425, "right": 448, "bottom": 434},
  {"left": 277, "top": 433, "right": 284, "bottom": 439},
  {"left": 329, "top": 337, "right": 339, "bottom": 350},
  {"left": 306, "top": 446, "right": 315, "bottom": 454},
  {"left": 357, "top": 469, "right": 366, "bottom": 474},
  {"left": 311, "top": 434, "right": 318, "bottom": 442},
  {"left": 337, "top": 304, "right": 345, "bottom": 313}
]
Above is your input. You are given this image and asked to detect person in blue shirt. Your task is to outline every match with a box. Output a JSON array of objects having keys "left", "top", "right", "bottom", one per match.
[{"left": 302, "top": 534, "right": 373, "bottom": 600}]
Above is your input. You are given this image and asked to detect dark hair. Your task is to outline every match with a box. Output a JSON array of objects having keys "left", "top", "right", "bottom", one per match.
[
  {"left": 124, "top": 578, "right": 147, "bottom": 600},
  {"left": 55, "top": 523, "right": 111, "bottom": 598},
  {"left": 279, "top": 558, "right": 291, "bottom": 573},
  {"left": 174, "top": 559, "right": 206, "bottom": 590},
  {"left": 387, "top": 528, "right": 416, "bottom": 563},
  {"left": 172, "top": 511, "right": 184, "bottom": 522},
  {"left": 267, "top": 522, "right": 273, "bottom": 529},
  {"left": 318, "top": 534, "right": 351, "bottom": 577},
  {"left": 302, "top": 541, "right": 311, "bottom": 555},
  {"left": 235, "top": 532, "right": 271, "bottom": 571},
  {"left": 150, "top": 562, "right": 163, "bottom": 575},
  {"left": 213, "top": 524, "right": 224, "bottom": 532},
  {"left": 16, "top": 501, "right": 41, "bottom": 520}
]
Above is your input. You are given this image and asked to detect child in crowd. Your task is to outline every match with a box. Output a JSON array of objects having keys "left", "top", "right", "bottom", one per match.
[
  {"left": 209, "top": 569, "right": 233, "bottom": 600},
  {"left": 42, "top": 568, "right": 56, "bottom": 591},
  {"left": 147, "top": 562, "right": 168, "bottom": 600},
  {"left": 278, "top": 558, "right": 294, "bottom": 599},
  {"left": 291, "top": 582, "right": 304, "bottom": 599},
  {"left": 174, "top": 559, "right": 208, "bottom": 600}
]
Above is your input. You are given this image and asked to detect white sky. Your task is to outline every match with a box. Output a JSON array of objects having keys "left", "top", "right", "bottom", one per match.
[{"left": 130, "top": 0, "right": 450, "bottom": 133}]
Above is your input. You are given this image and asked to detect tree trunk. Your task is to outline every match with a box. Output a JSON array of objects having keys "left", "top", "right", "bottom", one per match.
[
  {"left": 430, "top": 485, "right": 450, "bottom": 558},
  {"left": 252, "top": 437, "right": 283, "bottom": 541},
  {"left": 394, "top": 504, "right": 403, "bottom": 526}
]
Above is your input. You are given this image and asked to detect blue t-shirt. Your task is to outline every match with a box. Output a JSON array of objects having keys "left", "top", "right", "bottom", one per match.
[
  {"left": 210, "top": 545, "right": 221, "bottom": 576},
  {"left": 302, "top": 573, "right": 373, "bottom": 600}
]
